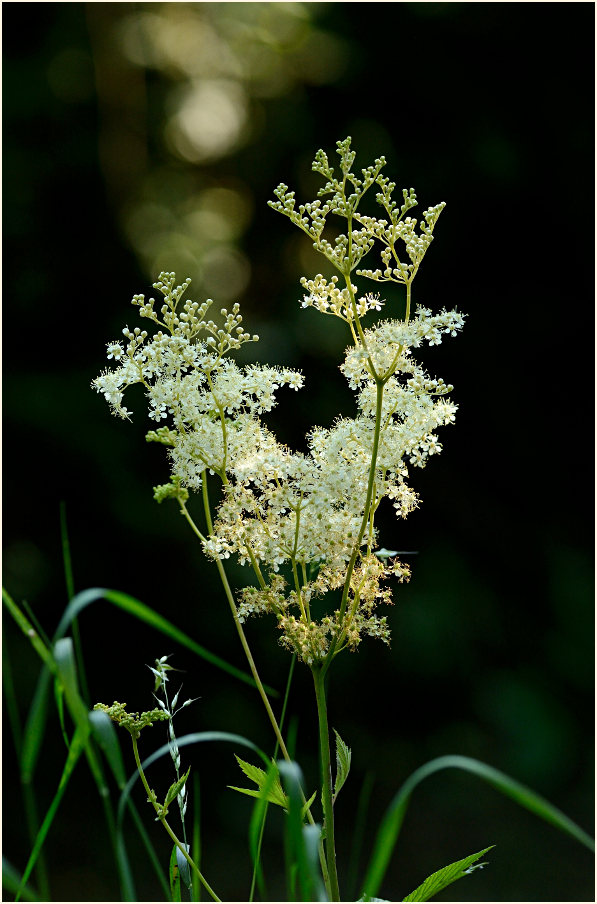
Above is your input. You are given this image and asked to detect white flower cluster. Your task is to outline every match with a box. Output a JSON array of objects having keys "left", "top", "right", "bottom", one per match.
[
  {"left": 93, "top": 273, "right": 303, "bottom": 484},
  {"left": 341, "top": 307, "right": 465, "bottom": 389},
  {"left": 94, "top": 139, "right": 464, "bottom": 664},
  {"left": 204, "top": 311, "right": 461, "bottom": 579}
]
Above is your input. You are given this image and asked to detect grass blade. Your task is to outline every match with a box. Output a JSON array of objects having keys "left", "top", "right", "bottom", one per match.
[
  {"left": 56, "top": 587, "right": 277, "bottom": 694},
  {"left": 347, "top": 771, "right": 374, "bottom": 900},
  {"left": 59, "top": 501, "right": 90, "bottom": 704},
  {"left": 2, "top": 857, "right": 40, "bottom": 902},
  {"left": 247, "top": 653, "right": 298, "bottom": 901},
  {"left": 3, "top": 633, "right": 23, "bottom": 758},
  {"left": 15, "top": 727, "right": 86, "bottom": 902},
  {"left": 17, "top": 585, "right": 276, "bottom": 789},
  {"left": 89, "top": 708, "right": 126, "bottom": 789},
  {"left": 3, "top": 587, "right": 59, "bottom": 788},
  {"left": 3, "top": 632, "right": 51, "bottom": 899},
  {"left": 5, "top": 589, "right": 152, "bottom": 901},
  {"left": 2, "top": 589, "right": 55, "bottom": 673},
  {"left": 361, "top": 754, "right": 595, "bottom": 900},
  {"left": 279, "top": 761, "right": 327, "bottom": 903}
]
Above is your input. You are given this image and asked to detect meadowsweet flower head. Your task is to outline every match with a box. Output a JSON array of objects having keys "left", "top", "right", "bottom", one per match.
[{"left": 93, "top": 138, "right": 464, "bottom": 664}]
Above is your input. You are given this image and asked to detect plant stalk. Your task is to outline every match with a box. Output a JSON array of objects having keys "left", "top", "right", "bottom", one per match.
[{"left": 313, "top": 665, "right": 341, "bottom": 901}]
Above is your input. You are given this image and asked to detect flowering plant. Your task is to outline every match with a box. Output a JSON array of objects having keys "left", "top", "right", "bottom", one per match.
[
  {"left": 4, "top": 138, "right": 592, "bottom": 903},
  {"left": 91, "top": 137, "right": 469, "bottom": 899}
]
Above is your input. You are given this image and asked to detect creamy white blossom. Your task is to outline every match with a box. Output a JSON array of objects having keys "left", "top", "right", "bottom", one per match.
[{"left": 94, "top": 139, "right": 464, "bottom": 663}]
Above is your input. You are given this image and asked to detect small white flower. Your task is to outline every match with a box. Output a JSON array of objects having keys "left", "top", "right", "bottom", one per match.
[{"left": 106, "top": 342, "right": 124, "bottom": 360}]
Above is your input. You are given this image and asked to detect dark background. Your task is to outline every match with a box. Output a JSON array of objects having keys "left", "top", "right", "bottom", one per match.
[{"left": 3, "top": 3, "right": 594, "bottom": 902}]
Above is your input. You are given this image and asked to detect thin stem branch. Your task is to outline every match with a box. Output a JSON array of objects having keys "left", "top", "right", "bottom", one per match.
[
  {"left": 131, "top": 734, "right": 221, "bottom": 902},
  {"left": 200, "top": 477, "right": 291, "bottom": 765}
]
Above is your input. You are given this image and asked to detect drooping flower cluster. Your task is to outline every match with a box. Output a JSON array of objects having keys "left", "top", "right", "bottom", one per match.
[{"left": 93, "top": 138, "right": 464, "bottom": 665}]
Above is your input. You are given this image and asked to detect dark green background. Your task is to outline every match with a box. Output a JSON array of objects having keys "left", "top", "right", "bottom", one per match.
[{"left": 3, "top": 3, "right": 594, "bottom": 901}]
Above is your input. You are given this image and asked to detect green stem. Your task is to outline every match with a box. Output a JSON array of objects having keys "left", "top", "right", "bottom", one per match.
[
  {"left": 131, "top": 734, "right": 221, "bottom": 902},
  {"left": 200, "top": 477, "right": 293, "bottom": 764},
  {"left": 200, "top": 474, "right": 327, "bottom": 885},
  {"left": 179, "top": 500, "right": 207, "bottom": 544},
  {"left": 405, "top": 280, "right": 412, "bottom": 323},
  {"left": 313, "top": 665, "right": 341, "bottom": 901}
]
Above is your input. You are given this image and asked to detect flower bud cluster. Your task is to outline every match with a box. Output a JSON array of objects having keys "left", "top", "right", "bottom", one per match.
[
  {"left": 94, "top": 701, "right": 169, "bottom": 739},
  {"left": 270, "top": 137, "right": 445, "bottom": 287},
  {"left": 300, "top": 274, "right": 383, "bottom": 322}
]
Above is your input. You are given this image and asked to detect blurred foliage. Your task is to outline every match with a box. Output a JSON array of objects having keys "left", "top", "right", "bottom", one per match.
[{"left": 3, "top": 3, "right": 594, "bottom": 901}]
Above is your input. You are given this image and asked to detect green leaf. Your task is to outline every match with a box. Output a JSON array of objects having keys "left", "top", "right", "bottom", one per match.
[
  {"left": 2, "top": 857, "right": 40, "bottom": 901},
  {"left": 348, "top": 771, "right": 375, "bottom": 900},
  {"left": 57, "top": 587, "right": 275, "bottom": 693},
  {"left": 402, "top": 846, "right": 493, "bottom": 901},
  {"left": 230, "top": 755, "right": 288, "bottom": 809},
  {"left": 165, "top": 766, "right": 191, "bottom": 808},
  {"left": 2, "top": 597, "right": 131, "bottom": 899},
  {"left": 169, "top": 844, "right": 181, "bottom": 902},
  {"left": 2, "top": 588, "right": 55, "bottom": 674},
  {"left": 15, "top": 728, "right": 86, "bottom": 902},
  {"left": 247, "top": 760, "right": 280, "bottom": 899},
  {"left": 301, "top": 790, "right": 318, "bottom": 821},
  {"left": 53, "top": 676, "right": 68, "bottom": 749},
  {"left": 176, "top": 843, "right": 192, "bottom": 891},
  {"left": 59, "top": 501, "right": 75, "bottom": 602},
  {"left": 361, "top": 755, "right": 595, "bottom": 900},
  {"left": 53, "top": 639, "right": 91, "bottom": 743},
  {"left": 278, "top": 761, "right": 327, "bottom": 902},
  {"left": 88, "top": 708, "right": 126, "bottom": 789},
  {"left": 332, "top": 729, "right": 351, "bottom": 803}
]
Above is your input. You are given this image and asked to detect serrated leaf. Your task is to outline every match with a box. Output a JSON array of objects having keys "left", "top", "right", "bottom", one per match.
[
  {"left": 231, "top": 755, "right": 289, "bottom": 809},
  {"left": 333, "top": 729, "right": 351, "bottom": 803},
  {"left": 164, "top": 767, "right": 191, "bottom": 808},
  {"left": 402, "top": 846, "right": 494, "bottom": 902},
  {"left": 228, "top": 785, "right": 283, "bottom": 806},
  {"left": 234, "top": 755, "right": 270, "bottom": 787}
]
